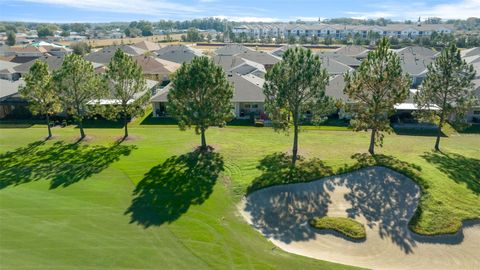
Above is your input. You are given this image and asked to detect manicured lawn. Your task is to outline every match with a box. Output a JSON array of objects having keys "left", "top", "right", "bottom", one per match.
[
  {"left": 309, "top": 217, "right": 366, "bottom": 240},
  {"left": 0, "top": 124, "right": 479, "bottom": 269}
]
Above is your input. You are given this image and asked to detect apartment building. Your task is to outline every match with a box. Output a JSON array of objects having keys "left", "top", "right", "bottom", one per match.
[{"left": 232, "top": 23, "right": 453, "bottom": 40}]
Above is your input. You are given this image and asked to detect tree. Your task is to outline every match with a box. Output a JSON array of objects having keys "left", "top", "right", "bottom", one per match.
[
  {"left": 344, "top": 38, "right": 410, "bottom": 155},
  {"left": 19, "top": 61, "right": 62, "bottom": 139},
  {"left": 137, "top": 20, "right": 153, "bottom": 36},
  {"left": 37, "top": 25, "right": 55, "bottom": 38},
  {"left": 168, "top": 56, "right": 234, "bottom": 150},
  {"left": 71, "top": 41, "right": 91, "bottom": 56},
  {"left": 54, "top": 54, "right": 104, "bottom": 140},
  {"left": 71, "top": 23, "right": 86, "bottom": 33},
  {"left": 264, "top": 47, "right": 333, "bottom": 165},
  {"left": 415, "top": 44, "right": 477, "bottom": 151},
  {"left": 103, "top": 49, "right": 149, "bottom": 139},
  {"left": 185, "top": 28, "right": 202, "bottom": 42},
  {"left": 6, "top": 31, "right": 15, "bottom": 46}
]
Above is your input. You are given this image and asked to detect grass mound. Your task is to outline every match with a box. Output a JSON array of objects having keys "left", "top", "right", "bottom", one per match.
[{"left": 309, "top": 217, "right": 366, "bottom": 240}]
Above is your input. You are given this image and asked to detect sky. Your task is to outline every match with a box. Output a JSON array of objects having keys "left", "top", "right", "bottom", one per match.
[{"left": 0, "top": 0, "right": 479, "bottom": 23}]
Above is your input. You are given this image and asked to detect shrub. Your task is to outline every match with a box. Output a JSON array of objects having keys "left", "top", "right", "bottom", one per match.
[{"left": 309, "top": 217, "right": 366, "bottom": 240}]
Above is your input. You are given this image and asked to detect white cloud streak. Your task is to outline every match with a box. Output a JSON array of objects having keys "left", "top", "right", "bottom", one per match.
[
  {"left": 14, "top": 0, "right": 201, "bottom": 16},
  {"left": 346, "top": 0, "right": 480, "bottom": 20}
]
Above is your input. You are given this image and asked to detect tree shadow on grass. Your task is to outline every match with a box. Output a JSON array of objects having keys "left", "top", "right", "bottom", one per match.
[
  {"left": 247, "top": 152, "right": 334, "bottom": 193},
  {"left": 421, "top": 152, "right": 480, "bottom": 194},
  {"left": 0, "top": 140, "right": 135, "bottom": 189},
  {"left": 125, "top": 148, "right": 224, "bottom": 228}
]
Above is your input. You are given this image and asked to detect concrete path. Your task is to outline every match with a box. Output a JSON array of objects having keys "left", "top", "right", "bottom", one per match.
[{"left": 239, "top": 166, "right": 480, "bottom": 270}]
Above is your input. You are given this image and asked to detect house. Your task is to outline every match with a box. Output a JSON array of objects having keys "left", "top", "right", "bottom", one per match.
[
  {"left": 43, "top": 46, "right": 72, "bottom": 57},
  {"left": 155, "top": 45, "right": 203, "bottom": 64},
  {"left": 212, "top": 55, "right": 246, "bottom": 71},
  {"left": 88, "top": 79, "right": 159, "bottom": 106},
  {"left": 333, "top": 45, "right": 370, "bottom": 58},
  {"left": 133, "top": 40, "right": 161, "bottom": 52},
  {"left": 233, "top": 50, "right": 280, "bottom": 70},
  {"left": 228, "top": 73, "right": 266, "bottom": 118},
  {"left": 396, "top": 50, "right": 435, "bottom": 88},
  {"left": 150, "top": 73, "right": 266, "bottom": 119},
  {"left": 214, "top": 44, "right": 253, "bottom": 56},
  {"left": 270, "top": 45, "right": 305, "bottom": 58},
  {"left": 84, "top": 45, "right": 146, "bottom": 65},
  {"left": 0, "top": 79, "right": 27, "bottom": 119},
  {"left": 14, "top": 55, "right": 105, "bottom": 76},
  {"left": 13, "top": 46, "right": 47, "bottom": 57},
  {"left": 395, "top": 46, "right": 438, "bottom": 58},
  {"left": 132, "top": 55, "right": 180, "bottom": 82},
  {"left": 0, "top": 60, "right": 20, "bottom": 81},
  {"left": 461, "top": 47, "right": 480, "bottom": 58},
  {"left": 317, "top": 52, "right": 361, "bottom": 68},
  {"left": 466, "top": 61, "right": 480, "bottom": 122},
  {"left": 0, "top": 45, "right": 15, "bottom": 58},
  {"left": 228, "top": 58, "right": 266, "bottom": 77},
  {"left": 320, "top": 57, "right": 354, "bottom": 76},
  {"left": 13, "top": 55, "right": 65, "bottom": 75}
]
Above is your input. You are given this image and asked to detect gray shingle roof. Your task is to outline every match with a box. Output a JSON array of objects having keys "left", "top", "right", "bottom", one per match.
[
  {"left": 84, "top": 45, "right": 146, "bottom": 65},
  {"left": 320, "top": 57, "right": 353, "bottom": 75},
  {"left": 155, "top": 45, "right": 203, "bottom": 64},
  {"left": 395, "top": 46, "right": 438, "bottom": 58},
  {"left": 398, "top": 54, "right": 434, "bottom": 76},
  {"left": 325, "top": 75, "right": 349, "bottom": 102},
  {"left": 227, "top": 73, "right": 265, "bottom": 102},
  {"left": 461, "top": 47, "right": 480, "bottom": 58},
  {"left": 317, "top": 52, "right": 361, "bottom": 67},
  {"left": 0, "top": 79, "right": 24, "bottom": 100},
  {"left": 150, "top": 73, "right": 265, "bottom": 103},
  {"left": 214, "top": 44, "right": 253, "bottom": 56},
  {"left": 333, "top": 45, "right": 370, "bottom": 57},
  {"left": 212, "top": 55, "right": 245, "bottom": 71},
  {"left": 233, "top": 51, "right": 280, "bottom": 66},
  {"left": 14, "top": 55, "right": 65, "bottom": 74},
  {"left": 270, "top": 45, "right": 305, "bottom": 58}
]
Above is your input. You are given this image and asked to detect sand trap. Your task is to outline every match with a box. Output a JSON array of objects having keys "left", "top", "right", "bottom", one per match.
[{"left": 239, "top": 166, "right": 480, "bottom": 270}]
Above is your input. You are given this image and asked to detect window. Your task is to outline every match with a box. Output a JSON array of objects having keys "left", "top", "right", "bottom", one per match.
[
  {"left": 252, "top": 104, "right": 258, "bottom": 108},
  {"left": 474, "top": 111, "right": 480, "bottom": 115}
]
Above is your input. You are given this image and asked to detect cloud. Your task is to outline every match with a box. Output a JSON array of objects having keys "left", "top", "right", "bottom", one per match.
[
  {"left": 213, "top": 15, "right": 280, "bottom": 22},
  {"left": 14, "top": 0, "right": 201, "bottom": 16},
  {"left": 345, "top": 0, "right": 480, "bottom": 20}
]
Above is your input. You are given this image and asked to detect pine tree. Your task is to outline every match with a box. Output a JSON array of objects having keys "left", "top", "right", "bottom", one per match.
[
  {"left": 19, "top": 60, "right": 62, "bottom": 139},
  {"left": 344, "top": 38, "right": 410, "bottom": 155},
  {"left": 264, "top": 47, "right": 333, "bottom": 165},
  {"left": 54, "top": 54, "right": 104, "bottom": 140},
  {"left": 415, "top": 44, "right": 477, "bottom": 151},
  {"left": 103, "top": 49, "right": 149, "bottom": 139},
  {"left": 168, "top": 56, "right": 234, "bottom": 150}
]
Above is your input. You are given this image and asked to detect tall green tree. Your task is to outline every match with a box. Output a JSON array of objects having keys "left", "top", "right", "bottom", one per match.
[
  {"left": 415, "top": 44, "right": 477, "bottom": 151},
  {"left": 344, "top": 38, "right": 410, "bottom": 155},
  {"left": 168, "top": 56, "right": 234, "bottom": 150},
  {"left": 264, "top": 47, "right": 333, "bottom": 165},
  {"left": 54, "top": 54, "right": 104, "bottom": 140},
  {"left": 104, "top": 49, "right": 149, "bottom": 139},
  {"left": 6, "top": 31, "right": 15, "bottom": 46},
  {"left": 19, "top": 61, "right": 62, "bottom": 139}
]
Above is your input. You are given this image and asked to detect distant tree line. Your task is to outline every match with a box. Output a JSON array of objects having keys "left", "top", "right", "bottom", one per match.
[{"left": 156, "top": 18, "right": 226, "bottom": 32}]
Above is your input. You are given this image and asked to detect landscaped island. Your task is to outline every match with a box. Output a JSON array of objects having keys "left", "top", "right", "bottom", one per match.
[{"left": 309, "top": 217, "right": 366, "bottom": 240}]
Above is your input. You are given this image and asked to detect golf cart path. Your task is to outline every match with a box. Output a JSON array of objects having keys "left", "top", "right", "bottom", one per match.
[{"left": 239, "top": 166, "right": 480, "bottom": 270}]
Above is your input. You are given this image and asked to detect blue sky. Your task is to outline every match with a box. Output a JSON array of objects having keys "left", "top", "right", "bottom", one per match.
[{"left": 1, "top": 0, "right": 479, "bottom": 22}]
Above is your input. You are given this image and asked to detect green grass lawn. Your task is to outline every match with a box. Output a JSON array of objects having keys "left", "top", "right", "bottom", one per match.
[
  {"left": 0, "top": 124, "right": 479, "bottom": 269},
  {"left": 309, "top": 217, "right": 366, "bottom": 240}
]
